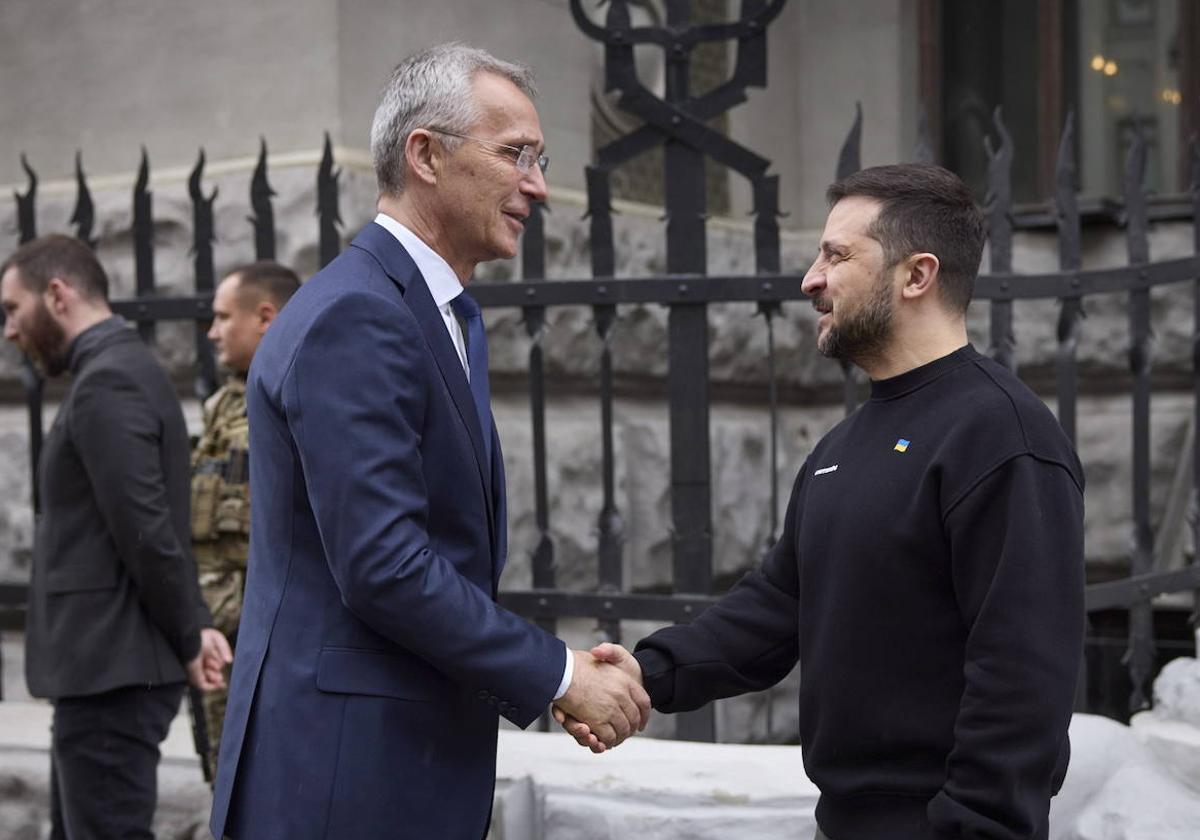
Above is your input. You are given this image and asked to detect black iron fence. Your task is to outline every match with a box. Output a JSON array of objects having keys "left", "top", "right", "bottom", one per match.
[{"left": 2, "top": 0, "right": 1199, "bottom": 741}]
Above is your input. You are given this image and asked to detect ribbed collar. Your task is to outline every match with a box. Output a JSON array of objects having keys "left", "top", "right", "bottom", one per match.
[
  {"left": 66, "top": 315, "right": 131, "bottom": 374},
  {"left": 868, "top": 343, "right": 978, "bottom": 401}
]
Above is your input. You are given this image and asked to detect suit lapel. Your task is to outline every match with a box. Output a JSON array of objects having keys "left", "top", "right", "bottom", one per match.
[
  {"left": 348, "top": 223, "right": 497, "bottom": 544},
  {"left": 490, "top": 427, "right": 507, "bottom": 595}
]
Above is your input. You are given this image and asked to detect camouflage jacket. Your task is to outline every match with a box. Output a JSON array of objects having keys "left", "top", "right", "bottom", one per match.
[{"left": 191, "top": 380, "right": 249, "bottom": 635}]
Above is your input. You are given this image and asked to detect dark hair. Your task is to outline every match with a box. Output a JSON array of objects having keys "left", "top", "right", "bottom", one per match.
[
  {"left": 826, "top": 164, "right": 984, "bottom": 313},
  {"left": 0, "top": 234, "right": 110, "bottom": 302},
  {"left": 223, "top": 261, "right": 301, "bottom": 309}
]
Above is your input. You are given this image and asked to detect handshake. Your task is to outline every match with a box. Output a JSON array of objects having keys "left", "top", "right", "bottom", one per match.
[{"left": 553, "top": 643, "right": 648, "bottom": 753}]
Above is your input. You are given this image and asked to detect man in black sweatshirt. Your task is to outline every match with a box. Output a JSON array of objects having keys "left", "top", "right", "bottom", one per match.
[{"left": 557, "top": 164, "right": 1085, "bottom": 840}]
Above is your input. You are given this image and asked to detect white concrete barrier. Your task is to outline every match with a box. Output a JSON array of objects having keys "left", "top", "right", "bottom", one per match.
[
  {"left": 492, "top": 729, "right": 817, "bottom": 840},
  {"left": 3, "top": 700, "right": 1199, "bottom": 839},
  {"left": 0, "top": 701, "right": 817, "bottom": 840}
]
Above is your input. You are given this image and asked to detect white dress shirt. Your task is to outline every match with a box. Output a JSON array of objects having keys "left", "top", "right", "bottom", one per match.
[{"left": 373, "top": 213, "right": 574, "bottom": 702}]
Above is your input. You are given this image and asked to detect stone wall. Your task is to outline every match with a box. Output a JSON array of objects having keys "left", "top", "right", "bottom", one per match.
[
  {"left": 0, "top": 1, "right": 924, "bottom": 231},
  {"left": 0, "top": 158, "right": 1195, "bottom": 595}
]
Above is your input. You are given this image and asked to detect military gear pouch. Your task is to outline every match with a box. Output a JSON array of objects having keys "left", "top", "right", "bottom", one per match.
[{"left": 191, "top": 472, "right": 221, "bottom": 541}]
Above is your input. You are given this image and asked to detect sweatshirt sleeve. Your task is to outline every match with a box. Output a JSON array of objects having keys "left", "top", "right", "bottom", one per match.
[
  {"left": 929, "top": 453, "right": 1084, "bottom": 839},
  {"left": 633, "top": 469, "right": 803, "bottom": 712}
]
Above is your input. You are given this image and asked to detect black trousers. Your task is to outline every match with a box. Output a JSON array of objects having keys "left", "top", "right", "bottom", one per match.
[{"left": 49, "top": 683, "right": 185, "bottom": 840}]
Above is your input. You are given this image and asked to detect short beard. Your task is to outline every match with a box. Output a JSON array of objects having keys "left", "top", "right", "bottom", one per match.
[
  {"left": 817, "top": 271, "right": 894, "bottom": 368},
  {"left": 28, "top": 301, "right": 69, "bottom": 378}
]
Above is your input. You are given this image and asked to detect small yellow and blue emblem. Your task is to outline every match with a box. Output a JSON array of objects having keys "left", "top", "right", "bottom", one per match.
[{"left": 894, "top": 438, "right": 910, "bottom": 453}]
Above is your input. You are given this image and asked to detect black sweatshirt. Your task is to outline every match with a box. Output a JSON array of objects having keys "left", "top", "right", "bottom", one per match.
[{"left": 635, "top": 345, "right": 1085, "bottom": 840}]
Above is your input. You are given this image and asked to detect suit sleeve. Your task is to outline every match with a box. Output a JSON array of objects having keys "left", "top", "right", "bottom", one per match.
[
  {"left": 285, "top": 292, "right": 565, "bottom": 728},
  {"left": 633, "top": 468, "right": 803, "bottom": 712},
  {"left": 928, "top": 454, "right": 1085, "bottom": 839},
  {"left": 71, "top": 369, "right": 205, "bottom": 665}
]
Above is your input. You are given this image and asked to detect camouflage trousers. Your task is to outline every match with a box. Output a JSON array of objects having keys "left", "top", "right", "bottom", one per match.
[
  {"left": 195, "top": 557, "right": 243, "bottom": 785},
  {"left": 199, "top": 680, "right": 229, "bottom": 784}
]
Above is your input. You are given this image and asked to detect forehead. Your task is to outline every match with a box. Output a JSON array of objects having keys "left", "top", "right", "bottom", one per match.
[
  {"left": 0, "top": 266, "right": 31, "bottom": 303},
  {"left": 212, "top": 275, "right": 244, "bottom": 310},
  {"left": 470, "top": 72, "right": 541, "bottom": 140},
  {"left": 821, "top": 196, "right": 883, "bottom": 246}
]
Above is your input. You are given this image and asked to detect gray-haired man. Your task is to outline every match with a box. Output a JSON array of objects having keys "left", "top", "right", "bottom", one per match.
[{"left": 209, "top": 44, "right": 649, "bottom": 840}]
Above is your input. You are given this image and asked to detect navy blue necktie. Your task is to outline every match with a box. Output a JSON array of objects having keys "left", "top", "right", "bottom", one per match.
[{"left": 450, "top": 292, "right": 493, "bottom": 468}]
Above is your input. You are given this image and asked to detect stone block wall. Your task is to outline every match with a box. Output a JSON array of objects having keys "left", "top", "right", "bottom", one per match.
[{"left": 0, "top": 157, "right": 1195, "bottom": 594}]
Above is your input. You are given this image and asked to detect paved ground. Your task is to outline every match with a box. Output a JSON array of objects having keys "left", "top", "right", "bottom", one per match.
[{"left": 0, "top": 699, "right": 212, "bottom": 840}]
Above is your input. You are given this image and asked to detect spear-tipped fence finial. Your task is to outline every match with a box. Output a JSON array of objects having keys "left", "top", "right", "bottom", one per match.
[
  {"left": 15, "top": 153, "right": 38, "bottom": 244},
  {"left": 984, "top": 106, "right": 1015, "bottom": 371},
  {"left": 249, "top": 137, "right": 277, "bottom": 261},
  {"left": 188, "top": 148, "right": 220, "bottom": 400},
  {"left": 71, "top": 151, "right": 96, "bottom": 250},
  {"left": 132, "top": 147, "right": 156, "bottom": 341},
  {"left": 317, "top": 132, "right": 343, "bottom": 269},
  {"left": 836, "top": 102, "right": 863, "bottom": 181}
]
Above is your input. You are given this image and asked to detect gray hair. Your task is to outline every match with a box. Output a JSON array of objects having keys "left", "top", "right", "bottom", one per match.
[{"left": 370, "top": 42, "right": 537, "bottom": 196}]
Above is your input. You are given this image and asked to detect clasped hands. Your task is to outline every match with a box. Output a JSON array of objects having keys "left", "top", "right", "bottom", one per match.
[
  {"left": 186, "top": 627, "right": 234, "bottom": 691},
  {"left": 552, "top": 643, "right": 646, "bottom": 753}
]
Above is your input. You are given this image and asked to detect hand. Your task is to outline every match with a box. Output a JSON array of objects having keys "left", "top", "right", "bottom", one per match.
[
  {"left": 553, "top": 644, "right": 647, "bottom": 752},
  {"left": 186, "top": 627, "right": 233, "bottom": 691},
  {"left": 552, "top": 703, "right": 605, "bottom": 753}
]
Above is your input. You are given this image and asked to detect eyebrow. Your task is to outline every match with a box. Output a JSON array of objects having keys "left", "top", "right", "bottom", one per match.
[{"left": 504, "top": 134, "right": 544, "bottom": 151}]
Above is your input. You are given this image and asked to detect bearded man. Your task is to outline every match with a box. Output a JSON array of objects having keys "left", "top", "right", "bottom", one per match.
[
  {"left": 1, "top": 233, "right": 230, "bottom": 839},
  {"left": 561, "top": 164, "right": 1085, "bottom": 840}
]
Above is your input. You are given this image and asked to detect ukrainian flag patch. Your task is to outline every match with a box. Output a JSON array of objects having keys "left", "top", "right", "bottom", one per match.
[{"left": 894, "top": 438, "right": 910, "bottom": 453}]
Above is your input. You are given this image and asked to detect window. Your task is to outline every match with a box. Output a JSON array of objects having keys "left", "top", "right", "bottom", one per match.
[
  {"left": 925, "top": 0, "right": 1195, "bottom": 207},
  {"left": 1079, "top": 0, "right": 1184, "bottom": 198}
]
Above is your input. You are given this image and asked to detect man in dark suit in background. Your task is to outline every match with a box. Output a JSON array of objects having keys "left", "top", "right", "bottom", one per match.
[
  {"left": 0, "top": 234, "right": 232, "bottom": 839},
  {"left": 210, "top": 43, "right": 649, "bottom": 840}
]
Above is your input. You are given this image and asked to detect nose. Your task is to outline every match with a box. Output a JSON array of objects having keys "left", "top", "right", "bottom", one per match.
[
  {"left": 801, "top": 257, "right": 826, "bottom": 298},
  {"left": 207, "top": 320, "right": 219, "bottom": 343},
  {"left": 3, "top": 317, "right": 16, "bottom": 343},
  {"left": 521, "top": 164, "right": 548, "bottom": 203}
]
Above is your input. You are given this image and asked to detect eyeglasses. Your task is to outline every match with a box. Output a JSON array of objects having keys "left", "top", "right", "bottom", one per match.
[{"left": 427, "top": 128, "right": 550, "bottom": 175}]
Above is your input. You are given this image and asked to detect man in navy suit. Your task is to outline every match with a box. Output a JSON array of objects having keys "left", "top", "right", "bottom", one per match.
[{"left": 210, "top": 43, "right": 650, "bottom": 840}]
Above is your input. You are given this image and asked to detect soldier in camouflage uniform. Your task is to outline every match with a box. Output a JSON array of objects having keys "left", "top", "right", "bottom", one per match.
[{"left": 192, "top": 260, "right": 299, "bottom": 782}]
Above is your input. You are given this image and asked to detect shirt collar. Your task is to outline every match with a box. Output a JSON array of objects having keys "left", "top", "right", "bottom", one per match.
[{"left": 373, "top": 212, "right": 464, "bottom": 309}]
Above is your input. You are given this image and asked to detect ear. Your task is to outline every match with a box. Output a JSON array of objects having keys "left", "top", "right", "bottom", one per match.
[
  {"left": 43, "top": 277, "right": 73, "bottom": 315},
  {"left": 403, "top": 129, "right": 441, "bottom": 187},
  {"left": 256, "top": 300, "right": 280, "bottom": 334},
  {"left": 898, "top": 253, "right": 940, "bottom": 302}
]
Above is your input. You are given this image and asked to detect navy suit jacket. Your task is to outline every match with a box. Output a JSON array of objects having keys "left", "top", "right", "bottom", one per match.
[{"left": 210, "top": 223, "right": 566, "bottom": 840}]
